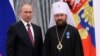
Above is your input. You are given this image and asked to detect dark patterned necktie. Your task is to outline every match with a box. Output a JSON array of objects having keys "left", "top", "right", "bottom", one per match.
[{"left": 27, "top": 24, "right": 34, "bottom": 46}]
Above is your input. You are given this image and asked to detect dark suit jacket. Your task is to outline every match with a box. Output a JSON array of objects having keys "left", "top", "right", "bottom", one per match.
[{"left": 7, "top": 21, "right": 43, "bottom": 56}]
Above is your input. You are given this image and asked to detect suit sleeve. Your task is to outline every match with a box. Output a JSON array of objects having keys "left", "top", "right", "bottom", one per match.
[
  {"left": 37, "top": 27, "right": 43, "bottom": 56},
  {"left": 74, "top": 29, "right": 84, "bottom": 56},
  {"left": 6, "top": 25, "right": 16, "bottom": 56},
  {"left": 43, "top": 30, "right": 51, "bottom": 56}
]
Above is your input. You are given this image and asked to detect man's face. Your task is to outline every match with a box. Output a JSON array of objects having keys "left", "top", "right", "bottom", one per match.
[
  {"left": 54, "top": 13, "right": 67, "bottom": 26},
  {"left": 20, "top": 4, "right": 32, "bottom": 22}
]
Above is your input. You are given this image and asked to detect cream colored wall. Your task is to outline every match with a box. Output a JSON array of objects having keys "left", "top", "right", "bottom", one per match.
[{"left": 93, "top": 0, "right": 100, "bottom": 56}]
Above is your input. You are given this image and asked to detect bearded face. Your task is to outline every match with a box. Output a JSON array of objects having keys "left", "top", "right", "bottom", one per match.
[{"left": 54, "top": 13, "right": 67, "bottom": 26}]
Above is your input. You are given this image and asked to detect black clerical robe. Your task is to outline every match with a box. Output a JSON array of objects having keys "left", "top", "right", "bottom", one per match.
[{"left": 43, "top": 25, "right": 84, "bottom": 56}]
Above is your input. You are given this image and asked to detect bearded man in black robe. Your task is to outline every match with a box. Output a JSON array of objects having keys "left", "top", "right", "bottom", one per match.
[{"left": 43, "top": 1, "right": 84, "bottom": 56}]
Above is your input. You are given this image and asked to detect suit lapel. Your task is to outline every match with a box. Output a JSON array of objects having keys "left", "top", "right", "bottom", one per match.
[
  {"left": 31, "top": 24, "right": 36, "bottom": 43},
  {"left": 18, "top": 21, "right": 33, "bottom": 47}
]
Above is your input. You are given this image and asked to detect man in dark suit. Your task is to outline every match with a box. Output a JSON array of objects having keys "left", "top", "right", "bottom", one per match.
[{"left": 7, "top": 3, "right": 43, "bottom": 56}]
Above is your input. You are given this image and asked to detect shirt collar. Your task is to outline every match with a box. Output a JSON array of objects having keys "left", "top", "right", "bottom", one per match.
[{"left": 21, "top": 18, "right": 31, "bottom": 27}]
